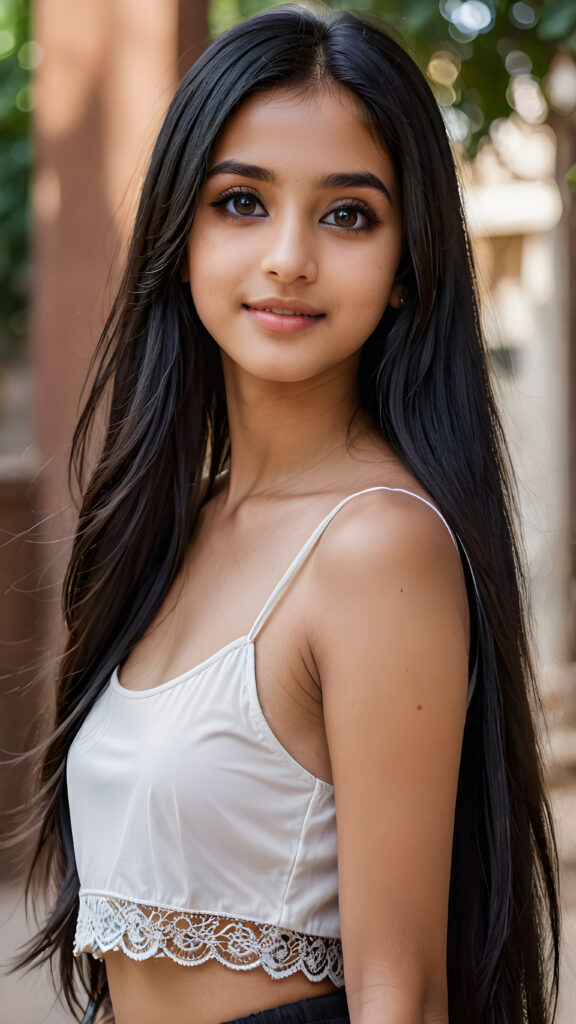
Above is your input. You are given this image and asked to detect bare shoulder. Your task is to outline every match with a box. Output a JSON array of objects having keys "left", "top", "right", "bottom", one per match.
[
  {"left": 311, "top": 487, "right": 468, "bottom": 630},
  {"left": 309, "top": 487, "right": 470, "bottom": 1011}
]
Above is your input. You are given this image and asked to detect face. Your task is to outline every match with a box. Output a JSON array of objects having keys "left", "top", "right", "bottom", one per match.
[{"left": 187, "top": 84, "right": 404, "bottom": 386}]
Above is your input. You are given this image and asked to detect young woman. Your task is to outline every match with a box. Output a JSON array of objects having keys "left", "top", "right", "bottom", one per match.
[{"left": 20, "top": 4, "right": 560, "bottom": 1023}]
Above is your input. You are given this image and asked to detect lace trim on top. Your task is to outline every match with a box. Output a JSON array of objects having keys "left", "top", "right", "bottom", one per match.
[{"left": 74, "top": 894, "right": 344, "bottom": 986}]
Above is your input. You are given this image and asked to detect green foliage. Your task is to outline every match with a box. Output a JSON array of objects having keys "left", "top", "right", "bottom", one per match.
[
  {"left": 0, "top": 0, "right": 31, "bottom": 361},
  {"left": 209, "top": 0, "right": 576, "bottom": 154}
]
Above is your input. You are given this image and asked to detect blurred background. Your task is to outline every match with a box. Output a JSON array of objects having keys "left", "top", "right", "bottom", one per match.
[{"left": 1, "top": 0, "right": 575, "bottom": 1020}]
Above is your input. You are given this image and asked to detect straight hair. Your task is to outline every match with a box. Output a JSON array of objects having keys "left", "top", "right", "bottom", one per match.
[{"left": 18, "top": 5, "right": 559, "bottom": 1022}]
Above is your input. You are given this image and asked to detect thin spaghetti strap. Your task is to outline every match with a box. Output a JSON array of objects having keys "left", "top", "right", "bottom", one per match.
[{"left": 248, "top": 486, "right": 458, "bottom": 642}]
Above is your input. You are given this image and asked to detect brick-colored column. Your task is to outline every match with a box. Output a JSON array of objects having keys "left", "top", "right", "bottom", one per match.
[
  {"left": 0, "top": 0, "right": 209, "bottom": 870},
  {"left": 32, "top": 0, "right": 208, "bottom": 584},
  {"left": 179, "top": 0, "right": 209, "bottom": 73}
]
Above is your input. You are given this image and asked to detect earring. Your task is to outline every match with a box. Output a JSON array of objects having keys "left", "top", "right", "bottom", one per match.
[{"left": 399, "top": 290, "right": 407, "bottom": 306}]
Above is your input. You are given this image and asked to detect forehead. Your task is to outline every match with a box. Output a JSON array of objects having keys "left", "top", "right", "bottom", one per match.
[{"left": 209, "top": 84, "right": 397, "bottom": 188}]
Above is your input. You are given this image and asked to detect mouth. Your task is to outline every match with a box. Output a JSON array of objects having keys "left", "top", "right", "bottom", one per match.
[
  {"left": 243, "top": 301, "right": 325, "bottom": 318},
  {"left": 248, "top": 306, "right": 320, "bottom": 316},
  {"left": 242, "top": 303, "right": 326, "bottom": 334}
]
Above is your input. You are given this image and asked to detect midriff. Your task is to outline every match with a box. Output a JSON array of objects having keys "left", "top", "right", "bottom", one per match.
[{"left": 104, "top": 952, "right": 340, "bottom": 1024}]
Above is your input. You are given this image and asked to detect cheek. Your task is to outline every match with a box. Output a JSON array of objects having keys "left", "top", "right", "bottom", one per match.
[
  {"left": 188, "top": 236, "right": 251, "bottom": 302},
  {"left": 345, "top": 262, "right": 396, "bottom": 325},
  {"left": 189, "top": 248, "right": 227, "bottom": 317}
]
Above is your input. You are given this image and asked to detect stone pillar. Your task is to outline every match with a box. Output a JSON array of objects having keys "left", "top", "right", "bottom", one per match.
[
  {"left": 179, "top": 0, "right": 209, "bottom": 74},
  {"left": 0, "top": 0, "right": 209, "bottom": 871},
  {"left": 31, "top": 0, "right": 209, "bottom": 589},
  {"left": 32, "top": 0, "right": 208, "bottom": 555}
]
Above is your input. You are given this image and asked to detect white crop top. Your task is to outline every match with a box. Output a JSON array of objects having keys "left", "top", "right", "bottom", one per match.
[{"left": 67, "top": 487, "right": 477, "bottom": 987}]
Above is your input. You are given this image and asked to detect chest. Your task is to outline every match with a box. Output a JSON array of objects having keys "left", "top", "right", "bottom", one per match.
[{"left": 117, "top": 497, "right": 334, "bottom": 783}]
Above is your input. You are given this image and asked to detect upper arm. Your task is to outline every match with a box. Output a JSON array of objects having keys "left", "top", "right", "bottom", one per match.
[{"left": 311, "top": 492, "right": 469, "bottom": 1020}]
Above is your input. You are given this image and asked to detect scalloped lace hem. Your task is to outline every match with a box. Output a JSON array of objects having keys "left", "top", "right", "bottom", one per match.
[{"left": 74, "top": 894, "right": 344, "bottom": 985}]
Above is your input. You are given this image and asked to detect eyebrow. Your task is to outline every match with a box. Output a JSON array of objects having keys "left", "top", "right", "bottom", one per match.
[
  {"left": 321, "top": 172, "right": 392, "bottom": 205},
  {"left": 207, "top": 161, "right": 393, "bottom": 205}
]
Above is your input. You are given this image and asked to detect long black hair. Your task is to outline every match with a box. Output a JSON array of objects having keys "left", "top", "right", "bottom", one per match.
[{"left": 19, "top": 5, "right": 559, "bottom": 1021}]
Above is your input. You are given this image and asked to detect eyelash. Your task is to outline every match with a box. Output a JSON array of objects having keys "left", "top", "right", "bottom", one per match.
[
  {"left": 209, "top": 186, "right": 265, "bottom": 218},
  {"left": 209, "top": 187, "right": 380, "bottom": 232}
]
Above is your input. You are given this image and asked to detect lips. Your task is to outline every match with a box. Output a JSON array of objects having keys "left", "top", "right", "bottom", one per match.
[{"left": 243, "top": 301, "right": 326, "bottom": 334}]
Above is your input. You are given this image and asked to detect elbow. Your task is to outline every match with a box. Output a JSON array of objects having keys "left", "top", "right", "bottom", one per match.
[
  {"left": 352, "top": 1007, "right": 448, "bottom": 1024},
  {"left": 348, "top": 982, "right": 449, "bottom": 1024},
  {"left": 423, "top": 1008, "right": 449, "bottom": 1024},
  {"left": 345, "top": 958, "right": 449, "bottom": 1024}
]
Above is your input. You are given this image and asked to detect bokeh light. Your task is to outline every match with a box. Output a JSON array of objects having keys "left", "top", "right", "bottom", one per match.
[
  {"left": 510, "top": 2, "right": 537, "bottom": 29},
  {"left": 0, "top": 28, "right": 15, "bottom": 58},
  {"left": 427, "top": 50, "right": 461, "bottom": 86},
  {"left": 441, "top": 0, "right": 495, "bottom": 41},
  {"left": 505, "top": 49, "right": 532, "bottom": 76},
  {"left": 507, "top": 74, "right": 548, "bottom": 123}
]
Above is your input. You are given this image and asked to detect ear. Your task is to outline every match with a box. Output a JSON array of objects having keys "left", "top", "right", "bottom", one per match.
[{"left": 388, "top": 280, "right": 406, "bottom": 309}]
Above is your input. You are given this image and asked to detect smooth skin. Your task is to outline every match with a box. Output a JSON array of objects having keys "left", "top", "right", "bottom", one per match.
[{"left": 104, "top": 85, "right": 468, "bottom": 1024}]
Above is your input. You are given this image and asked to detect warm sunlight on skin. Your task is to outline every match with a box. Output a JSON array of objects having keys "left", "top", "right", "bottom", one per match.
[
  {"left": 104, "top": 85, "right": 464, "bottom": 1024},
  {"left": 187, "top": 85, "right": 404, "bottom": 390}
]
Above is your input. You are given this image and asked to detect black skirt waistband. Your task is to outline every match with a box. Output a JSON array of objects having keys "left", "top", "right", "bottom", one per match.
[{"left": 219, "top": 988, "right": 349, "bottom": 1024}]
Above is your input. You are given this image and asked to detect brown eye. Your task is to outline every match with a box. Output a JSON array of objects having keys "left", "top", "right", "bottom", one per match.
[
  {"left": 322, "top": 203, "right": 374, "bottom": 231},
  {"left": 232, "top": 194, "right": 258, "bottom": 215},
  {"left": 211, "top": 190, "right": 267, "bottom": 218},
  {"left": 333, "top": 208, "right": 359, "bottom": 227}
]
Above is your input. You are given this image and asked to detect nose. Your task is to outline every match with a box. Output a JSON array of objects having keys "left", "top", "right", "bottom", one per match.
[{"left": 260, "top": 208, "right": 318, "bottom": 284}]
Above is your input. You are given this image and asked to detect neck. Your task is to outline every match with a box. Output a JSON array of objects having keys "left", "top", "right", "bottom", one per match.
[{"left": 220, "top": 356, "right": 373, "bottom": 507}]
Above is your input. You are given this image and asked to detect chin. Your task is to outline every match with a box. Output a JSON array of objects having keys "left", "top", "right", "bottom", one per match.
[{"left": 222, "top": 350, "right": 332, "bottom": 385}]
